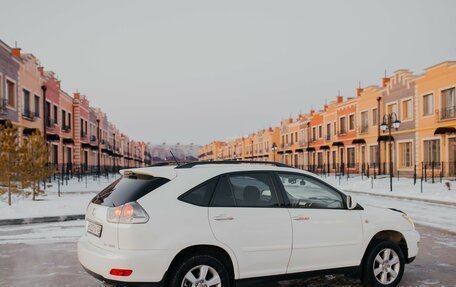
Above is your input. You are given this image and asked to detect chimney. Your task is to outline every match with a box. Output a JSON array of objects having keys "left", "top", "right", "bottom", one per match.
[
  {"left": 310, "top": 109, "right": 315, "bottom": 116},
  {"left": 324, "top": 104, "right": 329, "bottom": 111},
  {"left": 288, "top": 118, "right": 293, "bottom": 123},
  {"left": 11, "top": 47, "right": 21, "bottom": 58},
  {"left": 382, "top": 77, "right": 390, "bottom": 87},
  {"left": 74, "top": 92, "right": 81, "bottom": 100},
  {"left": 337, "top": 95, "right": 343, "bottom": 103},
  {"left": 357, "top": 88, "right": 363, "bottom": 97},
  {"left": 37, "top": 67, "right": 44, "bottom": 76}
]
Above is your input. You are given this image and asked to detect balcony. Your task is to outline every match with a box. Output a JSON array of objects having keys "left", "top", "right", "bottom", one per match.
[
  {"left": 45, "top": 117, "right": 57, "bottom": 129},
  {"left": 80, "top": 132, "right": 88, "bottom": 140},
  {"left": 440, "top": 106, "right": 456, "bottom": 120},
  {"left": 61, "top": 124, "right": 71, "bottom": 133},
  {"left": 22, "top": 108, "right": 35, "bottom": 121},
  {"left": 0, "top": 98, "right": 8, "bottom": 115}
]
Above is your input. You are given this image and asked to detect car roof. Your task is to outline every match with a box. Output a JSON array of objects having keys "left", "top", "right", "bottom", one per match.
[{"left": 120, "top": 163, "right": 312, "bottom": 180}]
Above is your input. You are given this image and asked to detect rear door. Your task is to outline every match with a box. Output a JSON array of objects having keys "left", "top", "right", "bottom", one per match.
[{"left": 208, "top": 172, "right": 292, "bottom": 278}]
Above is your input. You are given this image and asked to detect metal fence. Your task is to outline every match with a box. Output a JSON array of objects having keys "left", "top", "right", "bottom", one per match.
[{"left": 292, "top": 161, "right": 455, "bottom": 183}]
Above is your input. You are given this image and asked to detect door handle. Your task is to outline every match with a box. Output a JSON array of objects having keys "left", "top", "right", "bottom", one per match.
[
  {"left": 214, "top": 215, "right": 234, "bottom": 221},
  {"left": 293, "top": 215, "right": 310, "bottom": 221}
]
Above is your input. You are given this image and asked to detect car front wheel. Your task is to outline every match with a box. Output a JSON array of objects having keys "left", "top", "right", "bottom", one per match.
[
  {"left": 362, "top": 240, "right": 405, "bottom": 287},
  {"left": 169, "top": 254, "right": 231, "bottom": 287}
]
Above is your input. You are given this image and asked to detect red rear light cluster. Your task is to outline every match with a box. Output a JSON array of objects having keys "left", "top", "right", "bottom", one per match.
[
  {"left": 110, "top": 269, "right": 133, "bottom": 277},
  {"left": 107, "top": 201, "right": 149, "bottom": 224}
]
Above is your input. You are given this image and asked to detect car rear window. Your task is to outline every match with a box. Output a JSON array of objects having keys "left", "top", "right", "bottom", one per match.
[{"left": 91, "top": 174, "right": 170, "bottom": 207}]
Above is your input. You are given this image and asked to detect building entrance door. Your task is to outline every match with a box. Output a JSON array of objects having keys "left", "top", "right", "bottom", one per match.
[{"left": 449, "top": 138, "right": 456, "bottom": 177}]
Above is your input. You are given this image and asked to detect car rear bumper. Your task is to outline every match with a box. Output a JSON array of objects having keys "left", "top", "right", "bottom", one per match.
[{"left": 77, "top": 235, "right": 173, "bottom": 284}]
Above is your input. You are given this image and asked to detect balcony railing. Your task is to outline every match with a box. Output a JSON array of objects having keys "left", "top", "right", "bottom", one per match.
[
  {"left": 61, "top": 124, "right": 71, "bottom": 133},
  {"left": 0, "top": 98, "right": 8, "bottom": 114},
  {"left": 45, "top": 117, "right": 57, "bottom": 128},
  {"left": 22, "top": 108, "right": 35, "bottom": 121},
  {"left": 440, "top": 106, "right": 456, "bottom": 120}
]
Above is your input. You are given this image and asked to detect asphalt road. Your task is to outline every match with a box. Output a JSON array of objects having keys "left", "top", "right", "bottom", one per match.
[{"left": 0, "top": 222, "right": 455, "bottom": 287}]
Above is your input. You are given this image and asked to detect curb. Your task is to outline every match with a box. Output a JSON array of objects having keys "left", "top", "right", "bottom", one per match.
[
  {"left": 345, "top": 190, "right": 456, "bottom": 207},
  {"left": 0, "top": 214, "right": 85, "bottom": 226}
]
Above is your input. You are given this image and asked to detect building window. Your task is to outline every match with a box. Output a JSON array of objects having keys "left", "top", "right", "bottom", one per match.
[
  {"left": 312, "top": 127, "right": 316, "bottom": 141},
  {"left": 62, "top": 110, "right": 66, "bottom": 129},
  {"left": 318, "top": 125, "right": 322, "bottom": 138},
  {"left": 372, "top": 108, "right": 378, "bottom": 126},
  {"left": 441, "top": 88, "right": 455, "bottom": 119},
  {"left": 349, "top": 114, "right": 355, "bottom": 131},
  {"left": 333, "top": 122, "right": 337, "bottom": 135},
  {"left": 53, "top": 105, "right": 58, "bottom": 124},
  {"left": 387, "top": 103, "right": 398, "bottom": 114},
  {"left": 347, "top": 147, "right": 355, "bottom": 168},
  {"left": 399, "top": 142, "right": 412, "bottom": 168},
  {"left": 326, "top": 123, "right": 331, "bottom": 140},
  {"left": 339, "top": 117, "right": 346, "bottom": 134},
  {"left": 6, "top": 80, "right": 16, "bottom": 108},
  {"left": 332, "top": 150, "right": 337, "bottom": 168},
  {"left": 423, "top": 139, "right": 440, "bottom": 166},
  {"left": 369, "top": 145, "right": 378, "bottom": 165},
  {"left": 68, "top": 113, "right": 71, "bottom": 129},
  {"left": 402, "top": 99, "right": 412, "bottom": 120},
  {"left": 423, "top": 94, "right": 433, "bottom": 116},
  {"left": 23, "top": 89, "right": 30, "bottom": 114},
  {"left": 34, "top": 95, "right": 40, "bottom": 117},
  {"left": 361, "top": 111, "right": 369, "bottom": 133}
]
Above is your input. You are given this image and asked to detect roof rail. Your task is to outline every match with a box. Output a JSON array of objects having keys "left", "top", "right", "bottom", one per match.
[{"left": 175, "top": 160, "right": 293, "bottom": 169}]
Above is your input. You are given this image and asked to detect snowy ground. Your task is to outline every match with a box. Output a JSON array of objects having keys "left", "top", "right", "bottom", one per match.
[
  {"left": 0, "top": 175, "right": 118, "bottom": 220},
  {"left": 323, "top": 174, "right": 456, "bottom": 204},
  {"left": 0, "top": 223, "right": 454, "bottom": 287}
]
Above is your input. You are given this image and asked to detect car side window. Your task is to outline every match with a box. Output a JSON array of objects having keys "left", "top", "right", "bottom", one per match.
[
  {"left": 211, "top": 176, "right": 236, "bottom": 207},
  {"left": 278, "top": 173, "right": 345, "bottom": 209},
  {"left": 227, "top": 173, "right": 279, "bottom": 207},
  {"left": 180, "top": 178, "right": 218, "bottom": 206}
]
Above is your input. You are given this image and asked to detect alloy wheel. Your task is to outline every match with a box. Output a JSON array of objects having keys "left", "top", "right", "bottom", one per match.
[
  {"left": 373, "top": 248, "right": 401, "bottom": 285},
  {"left": 181, "top": 265, "right": 222, "bottom": 287}
]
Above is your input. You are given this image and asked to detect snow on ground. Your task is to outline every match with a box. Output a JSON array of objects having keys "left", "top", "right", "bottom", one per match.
[
  {"left": 0, "top": 220, "right": 85, "bottom": 245},
  {"left": 0, "top": 175, "right": 118, "bottom": 220},
  {"left": 322, "top": 174, "right": 456, "bottom": 204}
]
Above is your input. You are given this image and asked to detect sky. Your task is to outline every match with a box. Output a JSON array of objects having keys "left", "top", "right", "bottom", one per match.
[{"left": 1, "top": 0, "right": 455, "bottom": 145}]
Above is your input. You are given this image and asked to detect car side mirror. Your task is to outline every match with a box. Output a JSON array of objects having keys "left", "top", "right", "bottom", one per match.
[{"left": 347, "top": 195, "right": 357, "bottom": 210}]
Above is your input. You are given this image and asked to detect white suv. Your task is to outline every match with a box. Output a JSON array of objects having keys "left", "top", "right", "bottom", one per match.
[{"left": 78, "top": 161, "right": 420, "bottom": 287}]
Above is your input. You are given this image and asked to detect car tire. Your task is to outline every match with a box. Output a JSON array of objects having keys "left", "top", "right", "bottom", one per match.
[
  {"left": 169, "top": 254, "right": 231, "bottom": 287},
  {"left": 362, "top": 240, "right": 405, "bottom": 287}
]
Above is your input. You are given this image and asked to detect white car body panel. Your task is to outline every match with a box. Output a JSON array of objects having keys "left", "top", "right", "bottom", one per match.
[{"left": 287, "top": 208, "right": 363, "bottom": 273}]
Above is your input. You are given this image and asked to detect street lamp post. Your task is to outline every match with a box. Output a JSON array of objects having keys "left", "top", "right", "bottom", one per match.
[
  {"left": 380, "top": 112, "right": 401, "bottom": 192},
  {"left": 307, "top": 122, "right": 310, "bottom": 171},
  {"left": 271, "top": 143, "right": 278, "bottom": 162}
]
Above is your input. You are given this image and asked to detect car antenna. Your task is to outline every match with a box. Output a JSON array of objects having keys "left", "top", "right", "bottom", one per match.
[{"left": 170, "top": 150, "right": 180, "bottom": 166}]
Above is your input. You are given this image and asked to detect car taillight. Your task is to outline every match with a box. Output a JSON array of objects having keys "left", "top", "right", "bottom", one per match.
[{"left": 107, "top": 202, "right": 149, "bottom": 224}]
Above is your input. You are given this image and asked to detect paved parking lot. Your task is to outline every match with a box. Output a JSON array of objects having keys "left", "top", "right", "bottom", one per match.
[{"left": 0, "top": 222, "right": 455, "bottom": 287}]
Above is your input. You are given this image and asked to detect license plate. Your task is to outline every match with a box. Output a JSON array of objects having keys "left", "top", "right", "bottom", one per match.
[{"left": 87, "top": 221, "right": 103, "bottom": 237}]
